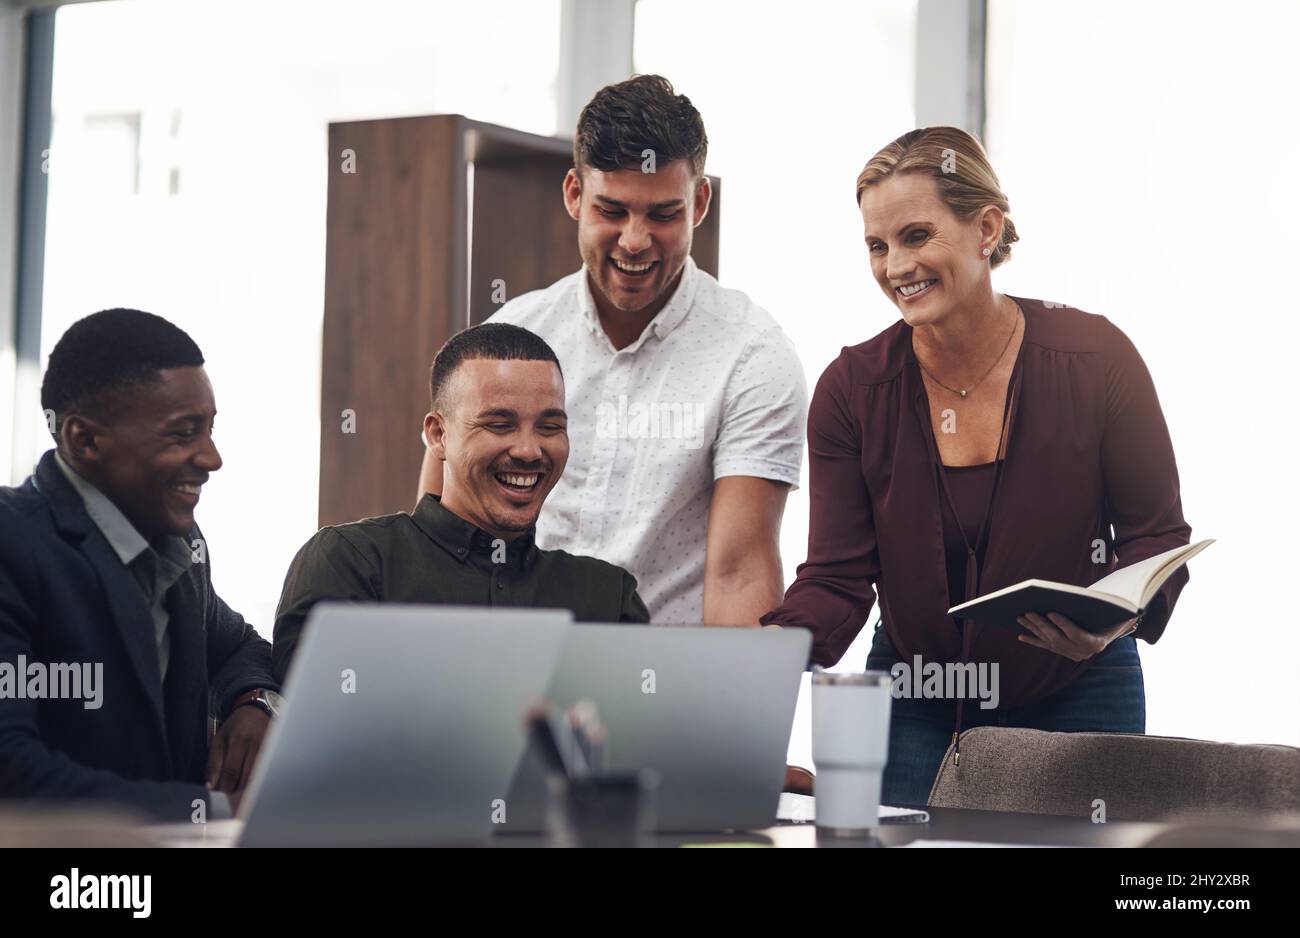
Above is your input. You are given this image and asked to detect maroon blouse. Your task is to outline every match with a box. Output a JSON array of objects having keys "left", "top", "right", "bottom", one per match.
[{"left": 761, "top": 297, "right": 1192, "bottom": 709}]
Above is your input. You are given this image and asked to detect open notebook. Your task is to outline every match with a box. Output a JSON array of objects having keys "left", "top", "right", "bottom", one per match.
[{"left": 947, "top": 539, "right": 1214, "bottom": 634}]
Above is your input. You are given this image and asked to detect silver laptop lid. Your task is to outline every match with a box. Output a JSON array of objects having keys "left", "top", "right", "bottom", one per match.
[
  {"left": 502, "top": 624, "right": 810, "bottom": 833},
  {"left": 239, "top": 604, "right": 572, "bottom": 847}
]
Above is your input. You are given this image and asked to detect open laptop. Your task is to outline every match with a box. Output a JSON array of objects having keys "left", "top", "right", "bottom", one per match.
[
  {"left": 499, "top": 623, "right": 811, "bottom": 834},
  {"left": 238, "top": 604, "right": 571, "bottom": 847}
]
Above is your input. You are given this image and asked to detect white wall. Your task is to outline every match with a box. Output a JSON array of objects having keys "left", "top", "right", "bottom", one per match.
[{"left": 31, "top": 0, "right": 561, "bottom": 636}]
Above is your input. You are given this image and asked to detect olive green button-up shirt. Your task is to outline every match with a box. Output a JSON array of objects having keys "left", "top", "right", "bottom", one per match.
[{"left": 272, "top": 495, "right": 649, "bottom": 682}]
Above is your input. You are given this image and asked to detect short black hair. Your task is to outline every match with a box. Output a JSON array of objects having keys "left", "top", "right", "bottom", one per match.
[
  {"left": 574, "top": 74, "right": 708, "bottom": 179},
  {"left": 40, "top": 308, "right": 205, "bottom": 440},
  {"left": 429, "top": 323, "right": 562, "bottom": 412}
]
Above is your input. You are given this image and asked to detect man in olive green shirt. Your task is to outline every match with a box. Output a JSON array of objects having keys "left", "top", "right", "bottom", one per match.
[{"left": 273, "top": 323, "right": 648, "bottom": 683}]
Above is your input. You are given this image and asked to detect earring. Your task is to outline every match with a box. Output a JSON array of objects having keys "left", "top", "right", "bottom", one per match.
[{"left": 982, "top": 247, "right": 992, "bottom": 256}]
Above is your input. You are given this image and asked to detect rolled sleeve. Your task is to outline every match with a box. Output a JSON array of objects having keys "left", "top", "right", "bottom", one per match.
[{"left": 712, "top": 330, "right": 807, "bottom": 488}]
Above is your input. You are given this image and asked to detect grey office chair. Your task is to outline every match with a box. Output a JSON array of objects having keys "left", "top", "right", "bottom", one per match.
[{"left": 927, "top": 727, "right": 1300, "bottom": 822}]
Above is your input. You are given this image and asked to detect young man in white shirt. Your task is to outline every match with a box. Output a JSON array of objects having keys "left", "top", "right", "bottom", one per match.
[{"left": 418, "top": 75, "right": 806, "bottom": 626}]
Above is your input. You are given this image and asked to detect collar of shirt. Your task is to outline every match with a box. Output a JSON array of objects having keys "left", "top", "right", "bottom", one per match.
[
  {"left": 411, "top": 494, "right": 538, "bottom": 568},
  {"left": 54, "top": 450, "right": 152, "bottom": 566},
  {"left": 577, "top": 255, "right": 700, "bottom": 353},
  {"left": 54, "top": 452, "right": 192, "bottom": 593}
]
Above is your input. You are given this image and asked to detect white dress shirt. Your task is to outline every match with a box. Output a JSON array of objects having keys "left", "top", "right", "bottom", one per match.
[{"left": 486, "top": 256, "right": 807, "bottom": 622}]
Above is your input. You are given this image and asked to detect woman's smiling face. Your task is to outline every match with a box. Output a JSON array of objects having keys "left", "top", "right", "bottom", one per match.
[{"left": 859, "top": 172, "right": 1001, "bottom": 328}]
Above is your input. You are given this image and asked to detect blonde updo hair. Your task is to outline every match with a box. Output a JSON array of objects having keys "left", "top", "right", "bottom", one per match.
[{"left": 855, "top": 126, "right": 1019, "bottom": 269}]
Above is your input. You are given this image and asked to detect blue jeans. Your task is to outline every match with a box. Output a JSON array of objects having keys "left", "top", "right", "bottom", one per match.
[{"left": 864, "top": 623, "right": 1146, "bottom": 807}]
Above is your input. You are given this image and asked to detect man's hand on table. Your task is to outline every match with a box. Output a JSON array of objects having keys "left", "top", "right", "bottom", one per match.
[{"left": 206, "top": 704, "right": 272, "bottom": 813}]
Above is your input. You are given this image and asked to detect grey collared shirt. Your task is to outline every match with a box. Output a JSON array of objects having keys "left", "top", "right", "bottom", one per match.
[{"left": 54, "top": 452, "right": 191, "bottom": 682}]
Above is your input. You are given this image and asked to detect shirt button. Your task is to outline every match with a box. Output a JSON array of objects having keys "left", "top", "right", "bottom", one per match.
[{"left": 456, "top": 547, "right": 466, "bottom": 556}]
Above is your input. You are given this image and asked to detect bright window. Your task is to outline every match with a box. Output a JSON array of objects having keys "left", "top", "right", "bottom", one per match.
[
  {"left": 36, "top": 0, "right": 561, "bottom": 635},
  {"left": 636, "top": 0, "right": 919, "bottom": 644}
]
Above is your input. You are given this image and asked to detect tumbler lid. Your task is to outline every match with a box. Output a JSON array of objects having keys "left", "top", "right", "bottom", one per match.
[{"left": 811, "top": 668, "right": 892, "bottom": 687}]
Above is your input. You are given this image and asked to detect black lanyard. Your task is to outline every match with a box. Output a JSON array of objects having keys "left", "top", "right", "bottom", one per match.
[
  {"left": 915, "top": 320, "right": 1024, "bottom": 607},
  {"left": 912, "top": 329, "right": 1024, "bottom": 762},
  {"left": 927, "top": 376, "right": 1018, "bottom": 608}
]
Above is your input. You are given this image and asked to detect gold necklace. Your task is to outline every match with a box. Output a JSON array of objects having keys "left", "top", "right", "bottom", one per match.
[{"left": 917, "top": 306, "right": 1022, "bottom": 399}]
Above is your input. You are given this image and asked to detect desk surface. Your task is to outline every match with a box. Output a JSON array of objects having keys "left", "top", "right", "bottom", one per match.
[{"left": 145, "top": 806, "right": 1166, "bottom": 848}]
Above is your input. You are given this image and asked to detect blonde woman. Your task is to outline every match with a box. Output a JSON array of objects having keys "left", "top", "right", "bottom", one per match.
[{"left": 761, "top": 127, "right": 1192, "bottom": 806}]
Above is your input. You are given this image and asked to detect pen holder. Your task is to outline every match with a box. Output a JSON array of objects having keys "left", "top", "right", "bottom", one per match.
[{"left": 545, "top": 769, "right": 659, "bottom": 848}]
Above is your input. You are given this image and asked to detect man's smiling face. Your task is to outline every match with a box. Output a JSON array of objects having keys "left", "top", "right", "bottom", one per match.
[
  {"left": 64, "top": 365, "right": 222, "bottom": 539},
  {"left": 565, "top": 159, "right": 710, "bottom": 319},
  {"left": 430, "top": 358, "right": 569, "bottom": 541}
]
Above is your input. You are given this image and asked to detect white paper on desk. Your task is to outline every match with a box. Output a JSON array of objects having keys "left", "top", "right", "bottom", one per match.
[
  {"left": 776, "top": 793, "right": 929, "bottom": 824},
  {"left": 140, "top": 818, "right": 244, "bottom": 848}
]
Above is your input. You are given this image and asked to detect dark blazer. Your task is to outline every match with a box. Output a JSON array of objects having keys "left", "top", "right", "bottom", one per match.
[{"left": 0, "top": 450, "right": 277, "bottom": 821}]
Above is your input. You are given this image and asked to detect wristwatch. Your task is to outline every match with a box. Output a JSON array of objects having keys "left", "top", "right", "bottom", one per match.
[{"left": 229, "top": 688, "right": 284, "bottom": 720}]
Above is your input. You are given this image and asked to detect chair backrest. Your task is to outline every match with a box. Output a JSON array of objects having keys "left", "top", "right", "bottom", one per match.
[{"left": 928, "top": 727, "right": 1300, "bottom": 821}]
